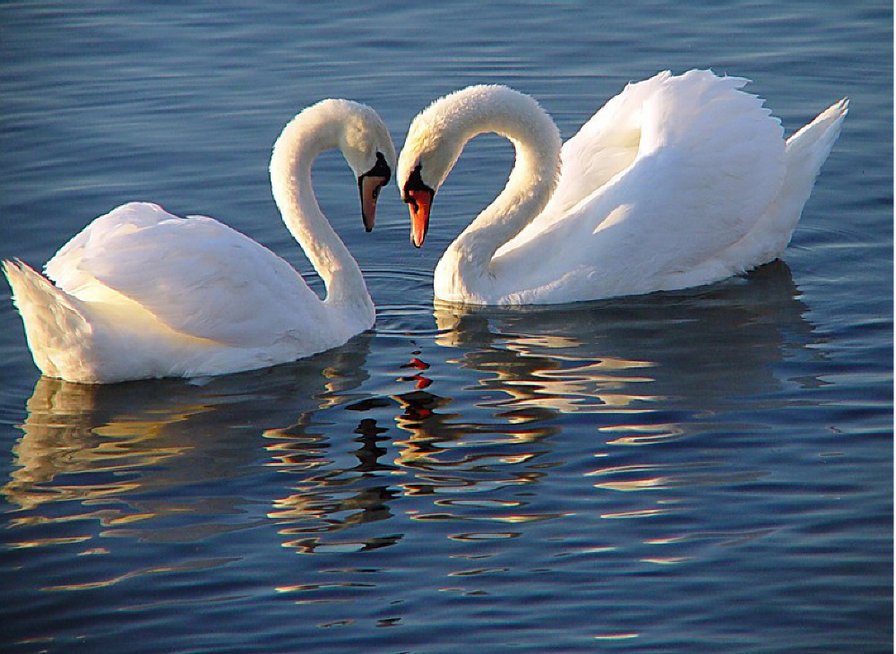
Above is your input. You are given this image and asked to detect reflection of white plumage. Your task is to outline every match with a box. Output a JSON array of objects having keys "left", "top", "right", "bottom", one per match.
[
  {"left": 4, "top": 99, "right": 395, "bottom": 383},
  {"left": 398, "top": 70, "right": 847, "bottom": 305}
]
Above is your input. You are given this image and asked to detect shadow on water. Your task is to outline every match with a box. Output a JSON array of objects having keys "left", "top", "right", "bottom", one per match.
[
  {"left": 384, "top": 261, "right": 816, "bottom": 464},
  {"left": 430, "top": 260, "right": 814, "bottom": 416},
  {"left": 330, "top": 261, "right": 826, "bottom": 551},
  {"left": 2, "top": 334, "right": 372, "bottom": 545},
  {"left": 3, "top": 262, "right": 819, "bottom": 561},
  {"left": 2, "top": 259, "right": 886, "bottom": 653}
]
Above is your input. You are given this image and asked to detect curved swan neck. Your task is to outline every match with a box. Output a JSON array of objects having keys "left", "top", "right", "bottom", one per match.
[
  {"left": 440, "top": 87, "right": 562, "bottom": 282},
  {"left": 269, "top": 102, "right": 372, "bottom": 315}
]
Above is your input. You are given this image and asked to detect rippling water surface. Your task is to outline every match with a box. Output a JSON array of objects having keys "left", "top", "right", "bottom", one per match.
[{"left": 1, "top": 2, "right": 891, "bottom": 652}]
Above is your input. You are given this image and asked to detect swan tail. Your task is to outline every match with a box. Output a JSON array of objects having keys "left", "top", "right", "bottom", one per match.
[
  {"left": 775, "top": 98, "right": 849, "bottom": 237},
  {"left": 734, "top": 98, "right": 848, "bottom": 269},
  {"left": 785, "top": 98, "right": 848, "bottom": 176},
  {"left": 715, "top": 98, "right": 847, "bottom": 275},
  {"left": 3, "top": 259, "right": 93, "bottom": 379}
]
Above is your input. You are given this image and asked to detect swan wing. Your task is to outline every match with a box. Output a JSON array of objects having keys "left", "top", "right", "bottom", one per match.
[
  {"left": 607, "top": 70, "right": 786, "bottom": 257},
  {"left": 539, "top": 71, "right": 673, "bottom": 222},
  {"left": 498, "top": 70, "right": 788, "bottom": 300},
  {"left": 526, "top": 70, "right": 784, "bottom": 240},
  {"left": 46, "top": 202, "right": 320, "bottom": 346}
]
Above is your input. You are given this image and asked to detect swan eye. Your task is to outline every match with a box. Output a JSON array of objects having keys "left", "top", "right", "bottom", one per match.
[
  {"left": 364, "top": 151, "right": 391, "bottom": 181},
  {"left": 403, "top": 163, "right": 432, "bottom": 206}
]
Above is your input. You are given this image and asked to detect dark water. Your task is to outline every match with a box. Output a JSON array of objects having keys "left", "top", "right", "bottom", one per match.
[{"left": 1, "top": 2, "right": 891, "bottom": 652}]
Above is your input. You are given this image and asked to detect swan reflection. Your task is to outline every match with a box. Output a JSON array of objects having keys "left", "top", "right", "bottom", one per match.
[
  {"left": 365, "top": 263, "right": 822, "bottom": 557},
  {"left": 265, "top": 414, "right": 403, "bottom": 554},
  {"left": 4, "top": 337, "right": 373, "bottom": 555},
  {"left": 3, "top": 263, "right": 823, "bottom": 568},
  {"left": 431, "top": 262, "right": 814, "bottom": 419}
]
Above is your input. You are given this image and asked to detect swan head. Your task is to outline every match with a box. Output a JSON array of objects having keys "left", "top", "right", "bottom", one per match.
[
  {"left": 401, "top": 163, "right": 436, "bottom": 248},
  {"left": 397, "top": 84, "right": 559, "bottom": 247},
  {"left": 272, "top": 99, "right": 397, "bottom": 232},
  {"left": 397, "top": 89, "right": 474, "bottom": 248},
  {"left": 357, "top": 151, "right": 392, "bottom": 232},
  {"left": 334, "top": 101, "right": 397, "bottom": 232}
]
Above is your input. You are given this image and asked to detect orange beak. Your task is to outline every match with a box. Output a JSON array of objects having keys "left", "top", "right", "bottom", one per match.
[{"left": 407, "top": 187, "right": 433, "bottom": 248}]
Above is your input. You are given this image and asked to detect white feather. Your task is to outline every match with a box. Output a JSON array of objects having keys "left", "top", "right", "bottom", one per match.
[
  {"left": 398, "top": 70, "right": 847, "bottom": 305},
  {"left": 5, "top": 99, "right": 396, "bottom": 383}
]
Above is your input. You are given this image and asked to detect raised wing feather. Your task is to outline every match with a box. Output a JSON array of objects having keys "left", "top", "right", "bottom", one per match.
[
  {"left": 606, "top": 70, "right": 786, "bottom": 259},
  {"left": 497, "top": 71, "right": 788, "bottom": 299},
  {"left": 540, "top": 72, "right": 670, "bottom": 221}
]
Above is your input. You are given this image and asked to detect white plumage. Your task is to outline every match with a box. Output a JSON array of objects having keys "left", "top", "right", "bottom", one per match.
[
  {"left": 397, "top": 70, "right": 847, "bottom": 305},
  {"left": 5, "top": 99, "right": 396, "bottom": 383}
]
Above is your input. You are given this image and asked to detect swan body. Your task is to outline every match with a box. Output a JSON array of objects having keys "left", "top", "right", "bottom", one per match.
[
  {"left": 398, "top": 70, "right": 847, "bottom": 305},
  {"left": 5, "top": 99, "right": 396, "bottom": 383}
]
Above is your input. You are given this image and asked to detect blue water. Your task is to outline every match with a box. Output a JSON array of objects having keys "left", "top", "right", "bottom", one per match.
[{"left": 1, "top": 2, "right": 891, "bottom": 652}]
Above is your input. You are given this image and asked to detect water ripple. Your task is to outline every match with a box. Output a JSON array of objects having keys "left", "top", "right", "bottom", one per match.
[{"left": 1, "top": 2, "right": 890, "bottom": 652}]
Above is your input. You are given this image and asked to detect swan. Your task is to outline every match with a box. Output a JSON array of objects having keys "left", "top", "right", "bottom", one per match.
[
  {"left": 397, "top": 69, "right": 847, "bottom": 305},
  {"left": 4, "top": 98, "right": 396, "bottom": 383}
]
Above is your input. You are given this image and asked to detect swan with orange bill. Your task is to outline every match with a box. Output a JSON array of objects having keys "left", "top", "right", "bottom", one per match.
[{"left": 398, "top": 70, "right": 847, "bottom": 305}]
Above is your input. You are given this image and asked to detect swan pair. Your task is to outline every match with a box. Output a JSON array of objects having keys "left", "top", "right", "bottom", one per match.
[{"left": 5, "top": 70, "right": 847, "bottom": 383}]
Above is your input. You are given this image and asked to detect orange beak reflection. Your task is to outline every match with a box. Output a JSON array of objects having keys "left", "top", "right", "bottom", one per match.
[{"left": 407, "top": 187, "right": 433, "bottom": 248}]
